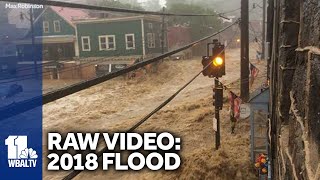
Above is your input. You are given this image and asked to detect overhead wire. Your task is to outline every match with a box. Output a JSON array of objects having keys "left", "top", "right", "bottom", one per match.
[{"left": 218, "top": 8, "right": 241, "bottom": 15}]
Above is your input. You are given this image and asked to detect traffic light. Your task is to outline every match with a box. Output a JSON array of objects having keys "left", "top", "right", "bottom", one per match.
[
  {"left": 213, "top": 86, "right": 223, "bottom": 109},
  {"left": 202, "top": 44, "right": 226, "bottom": 78}
]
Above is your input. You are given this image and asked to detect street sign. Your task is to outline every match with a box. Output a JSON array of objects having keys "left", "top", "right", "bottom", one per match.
[{"left": 240, "top": 103, "right": 251, "bottom": 119}]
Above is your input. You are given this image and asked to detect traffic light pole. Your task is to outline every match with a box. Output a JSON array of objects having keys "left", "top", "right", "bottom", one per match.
[
  {"left": 214, "top": 78, "right": 221, "bottom": 150},
  {"left": 205, "top": 39, "right": 224, "bottom": 150}
]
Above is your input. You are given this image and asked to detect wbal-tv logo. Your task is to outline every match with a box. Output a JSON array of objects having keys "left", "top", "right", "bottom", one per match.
[{"left": 5, "top": 136, "right": 38, "bottom": 168}]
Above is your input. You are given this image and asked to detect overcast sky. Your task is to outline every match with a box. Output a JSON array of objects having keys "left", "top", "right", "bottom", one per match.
[{"left": 137, "top": 0, "right": 166, "bottom": 7}]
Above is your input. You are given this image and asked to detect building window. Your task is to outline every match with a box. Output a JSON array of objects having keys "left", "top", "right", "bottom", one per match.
[
  {"left": 81, "top": 36, "right": 91, "bottom": 51},
  {"left": 99, "top": 35, "right": 116, "bottom": 50},
  {"left": 107, "top": 35, "right": 116, "bottom": 50},
  {"left": 148, "top": 23, "right": 153, "bottom": 29},
  {"left": 147, "top": 33, "right": 155, "bottom": 48},
  {"left": 53, "top": 20, "right": 61, "bottom": 32},
  {"left": 99, "top": 36, "right": 107, "bottom": 50},
  {"left": 43, "top": 21, "right": 49, "bottom": 33},
  {"left": 125, "top": 34, "right": 135, "bottom": 50},
  {"left": 159, "top": 34, "right": 167, "bottom": 47}
]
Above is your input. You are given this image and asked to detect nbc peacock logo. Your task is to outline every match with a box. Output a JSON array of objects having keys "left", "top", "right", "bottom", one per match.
[{"left": 5, "top": 136, "right": 38, "bottom": 168}]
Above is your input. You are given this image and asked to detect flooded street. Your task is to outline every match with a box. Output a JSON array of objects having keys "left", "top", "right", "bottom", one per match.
[{"left": 43, "top": 48, "right": 267, "bottom": 180}]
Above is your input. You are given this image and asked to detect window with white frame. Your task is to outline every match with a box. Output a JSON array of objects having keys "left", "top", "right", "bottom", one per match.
[
  {"left": 99, "top": 35, "right": 116, "bottom": 50},
  {"left": 147, "top": 33, "right": 155, "bottom": 48},
  {"left": 107, "top": 35, "right": 116, "bottom": 50},
  {"left": 53, "top": 20, "right": 61, "bottom": 32},
  {"left": 125, "top": 34, "right": 135, "bottom": 50},
  {"left": 81, "top": 36, "right": 91, "bottom": 51},
  {"left": 43, "top": 21, "right": 49, "bottom": 33},
  {"left": 99, "top": 36, "right": 107, "bottom": 50}
]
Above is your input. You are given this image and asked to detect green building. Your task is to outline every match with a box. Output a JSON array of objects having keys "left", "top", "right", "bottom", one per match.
[
  {"left": 17, "top": 6, "right": 90, "bottom": 61},
  {"left": 17, "top": 7, "right": 168, "bottom": 63},
  {"left": 75, "top": 15, "right": 168, "bottom": 61}
]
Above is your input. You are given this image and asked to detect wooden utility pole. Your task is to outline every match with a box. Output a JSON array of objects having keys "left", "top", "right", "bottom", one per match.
[
  {"left": 266, "top": 0, "right": 274, "bottom": 80},
  {"left": 161, "top": 7, "right": 165, "bottom": 54},
  {"left": 241, "top": 0, "right": 249, "bottom": 101},
  {"left": 262, "top": 0, "right": 266, "bottom": 59},
  {"left": 30, "top": 8, "right": 38, "bottom": 78}
]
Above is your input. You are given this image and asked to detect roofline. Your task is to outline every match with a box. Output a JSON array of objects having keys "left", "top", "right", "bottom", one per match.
[
  {"left": 23, "top": 6, "right": 48, "bottom": 37},
  {"left": 249, "top": 87, "right": 270, "bottom": 102},
  {"left": 33, "top": 6, "right": 77, "bottom": 28},
  {"left": 47, "top": 6, "right": 76, "bottom": 28},
  {"left": 74, "top": 15, "right": 162, "bottom": 24},
  {"left": 25, "top": 6, "right": 76, "bottom": 37},
  {"left": 32, "top": 6, "right": 49, "bottom": 25}
]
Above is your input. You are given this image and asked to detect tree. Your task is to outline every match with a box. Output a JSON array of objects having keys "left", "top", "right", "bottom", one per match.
[{"left": 167, "top": 3, "right": 222, "bottom": 40}]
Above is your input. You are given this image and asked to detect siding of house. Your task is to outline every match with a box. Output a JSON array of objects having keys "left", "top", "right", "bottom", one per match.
[
  {"left": 27, "top": 7, "right": 75, "bottom": 38},
  {"left": 76, "top": 20, "right": 143, "bottom": 58},
  {"left": 76, "top": 18, "right": 167, "bottom": 58},
  {"left": 144, "top": 20, "right": 167, "bottom": 55}
]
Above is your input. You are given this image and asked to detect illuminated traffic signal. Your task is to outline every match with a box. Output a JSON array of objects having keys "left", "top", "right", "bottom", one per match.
[
  {"left": 212, "top": 86, "right": 223, "bottom": 109},
  {"left": 212, "top": 44, "right": 226, "bottom": 76},
  {"left": 202, "top": 44, "right": 226, "bottom": 78}
]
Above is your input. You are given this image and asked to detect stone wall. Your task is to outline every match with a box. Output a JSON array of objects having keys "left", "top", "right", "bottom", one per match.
[{"left": 270, "top": 0, "right": 320, "bottom": 179}]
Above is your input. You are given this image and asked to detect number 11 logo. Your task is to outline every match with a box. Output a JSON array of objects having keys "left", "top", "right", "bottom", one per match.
[{"left": 5, "top": 136, "right": 38, "bottom": 168}]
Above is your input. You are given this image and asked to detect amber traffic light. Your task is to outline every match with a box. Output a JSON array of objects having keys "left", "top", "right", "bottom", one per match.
[
  {"left": 213, "top": 56, "right": 224, "bottom": 66},
  {"left": 202, "top": 44, "right": 226, "bottom": 78}
]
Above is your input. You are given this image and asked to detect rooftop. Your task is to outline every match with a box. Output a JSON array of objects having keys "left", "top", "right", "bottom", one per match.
[{"left": 50, "top": 6, "right": 90, "bottom": 26}]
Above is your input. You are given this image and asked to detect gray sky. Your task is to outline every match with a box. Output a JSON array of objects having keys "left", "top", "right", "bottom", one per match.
[{"left": 138, "top": 0, "right": 166, "bottom": 7}]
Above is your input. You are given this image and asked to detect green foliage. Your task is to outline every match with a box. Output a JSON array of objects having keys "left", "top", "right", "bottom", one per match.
[{"left": 167, "top": 3, "right": 222, "bottom": 40}]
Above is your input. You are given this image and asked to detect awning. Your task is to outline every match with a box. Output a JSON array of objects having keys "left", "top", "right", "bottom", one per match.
[{"left": 15, "top": 35, "right": 76, "bottom": 45}]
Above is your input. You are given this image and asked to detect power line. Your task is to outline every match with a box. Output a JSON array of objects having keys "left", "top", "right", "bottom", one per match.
[
  {"left": 1, "top": 0, "right": 230, "bottom": 19},
  {"left": 0, "top": 20, "right": 240, "bottom": 121},
  {"left": 219, "top": 8, "right": 241, "bottom": 15},
  {"left": 62, "top": 27, "right": 240, "bottom": 180}
]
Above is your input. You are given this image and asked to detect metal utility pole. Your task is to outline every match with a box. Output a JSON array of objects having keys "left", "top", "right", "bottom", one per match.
[
  {"left": 262, "top": 0, "right": 266, "bottom": 59},
  {"left": 161, "top": 7, "right": 165, "bottom": 54},
  {"left": 214, "top": 79, "right": 221, "bottom": 150},
  {"left": 201, "top": 39, "right": 226, "bottom": 150},
  {"left": 241, "top": 0, "right": 250, "bottom": 101},
  {"left": 30, "top": 8, "right": 38, "bottom": 78},
  {"left": 203, "top": 39, "right": 225, "bottom": 150}
]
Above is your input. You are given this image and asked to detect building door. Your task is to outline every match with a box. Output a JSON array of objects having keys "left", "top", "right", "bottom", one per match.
[{"left": 44, "top": 43, "right": 75, "bottom": 61}]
